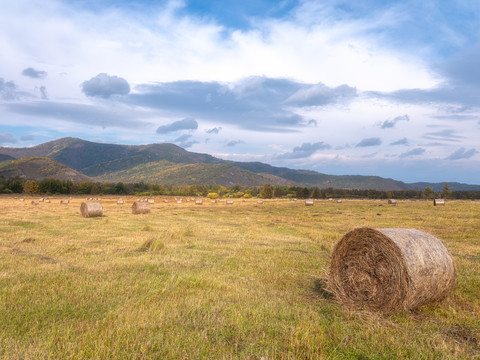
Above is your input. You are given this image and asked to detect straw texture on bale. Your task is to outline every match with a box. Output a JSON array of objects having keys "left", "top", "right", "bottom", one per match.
[
  {"left": 434, "top": 199, "right": 445, "bottom": 206},
  {"left": 132, "top": 201, "right": 150, "bottom": 214},
  {"left": 80, "top": 202, "right": 103, "bottom": 218},
  {"left": 329, "top": 227, "right": 456, "bottom": 314},
  {"left": 305, "top": 199, "right": 314, "bottom": 206}
]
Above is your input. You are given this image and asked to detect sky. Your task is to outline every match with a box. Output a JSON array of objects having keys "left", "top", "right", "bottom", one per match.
[{"left": 0, "top": 0, "right": 479, "bottom": 184}]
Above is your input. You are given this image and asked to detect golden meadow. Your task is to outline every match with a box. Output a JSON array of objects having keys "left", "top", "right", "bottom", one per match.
[{"left": 0, "top": 196, "right": 479, "bottom": 359}]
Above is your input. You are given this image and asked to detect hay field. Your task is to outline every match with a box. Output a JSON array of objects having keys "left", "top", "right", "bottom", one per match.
[{"left": 0, "top": 196, "right": 479, "bottom": 359}]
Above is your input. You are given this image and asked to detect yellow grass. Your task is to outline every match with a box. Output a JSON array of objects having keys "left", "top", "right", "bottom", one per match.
[{"left": 0, "top": 196, "right": 479, "bottom": 359}]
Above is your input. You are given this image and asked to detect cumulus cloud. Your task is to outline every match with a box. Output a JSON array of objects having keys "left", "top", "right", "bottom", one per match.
[
  {"left": 81, "top": 73, "right": 130, "bottom": 98},
  {"left": 206, "top": 127, "right": 222, "bottom": 134},
  {"left": 156, "top": 118, "right": 198, "bottom": 134},
  {"left": 173, "top": 134, "right": 198, "bottom": 148},
  {"left": 400, "top": 148, "right": 426, "bottom": 158},
  {"left": 446, "top": 148, "right": 478, "bottom": 160},
  {"left": 226, "top": 140, "right": 243, "bottom": 147},
  {"left": 284, "top": 83, "right": 357, "bottom": 107},
  {"left": 0, "top": 78, "right": 19, "bottom": 100},
  {"left": 356, "top": 137, "right": 381, "bottom": 147},
  {"left": 5, "top": 101, "right": 147, "bottom": 129},
  {"left": 423, "top": 129, "right": 464, "bottom": 142},
  {"left": 379, "top": 114, "right": 410, "bottom": 129},
  {"left": 0, "top": 132, "right": 18, "bottom": 144},
  {"left": 22, "top": 67, "right": 47, "bottom": 79},
  {"left": 390, "top": 137, "right": 409, "bottom": 146},
  {"left": 20, "top": 135, "right": 35, "bottom": 141},
  {"left": 125, "top": 77, "right": 356, "bottom": 132},
  {"left": 277, "top": 141, "right": 331, "bottom": 159}
]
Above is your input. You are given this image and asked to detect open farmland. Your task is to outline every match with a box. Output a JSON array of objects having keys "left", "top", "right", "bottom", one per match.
[{"left": 0, "top": 197, "right": 479, "bottom": 359}]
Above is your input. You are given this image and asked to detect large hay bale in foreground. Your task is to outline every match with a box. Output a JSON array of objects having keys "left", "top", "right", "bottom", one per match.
[
  {"left": 329, "top": 227, "right": 456, "bottom": 314},
  {"left": 80, "top": 202, "right": 103, "bottom": 218},
  {"left": 132, "top": 201, "right": 150, "bottom": 214},
  {"left": 434, "top": 199, "right": 445, "bottom": 206}
]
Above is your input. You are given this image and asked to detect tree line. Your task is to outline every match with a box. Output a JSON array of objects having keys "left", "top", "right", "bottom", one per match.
[{"left": 0, "top": 176, "right": 478, "bottom": 199}]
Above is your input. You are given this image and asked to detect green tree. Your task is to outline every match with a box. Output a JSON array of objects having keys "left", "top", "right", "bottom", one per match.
[
  {"left": 441, "top": 182, "right": 452, "bottom": 199},
  {"left": 260, "top": 184, "right": 273, "bottom": 199},
  {"left": 424, "top": 186, "right": 434, "bottom": 199},
  {"left": 23, "top": 180, "right": 40, "bottom": 194}
]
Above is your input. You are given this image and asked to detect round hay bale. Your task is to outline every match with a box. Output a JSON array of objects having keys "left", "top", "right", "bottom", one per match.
[
  {"left": 336, "top": 199, "right": 342, "bottom": 203},
  {"left": 329, "top": 228, "right": 456, "bottom": 314},
  {"left": 117, "top": 199, "right": 125, "bottom": 205},
  {"left": 226, "top": 199, "right": 234, "bottom": 205},
  {"left": 80, "top": 202, "right": 103, "bottom": 218},
  {"left": 45, "top": 199, "right": 51, "bottom": 203},
  {"left": 434, "top": 199, "right": 445, "bottom": 206},
  {"left": 132, "top": 201, "right": 150, "bottom": 214},
  {"left": 388, "top": 199, "right": 397, "bottom": 205},
  {"left": 195, "top": 199, "right": 203, "bottom": 205},
  {"left": 164, "top": 199, "right": 168, "bottom": 203},
  {"left": 31, "top": 200, "right": 39, "bottom": 205},
  {"left": 305, "top": 199, "right": 314, "bottom": 206},
  {"left": 211, "top": 199, "right": 217, "bottom": 204},
  {"left": 60, "top": 200, "right": 69, "bottom": 205},
  {"left": 257, "top": 199, "right": 264, "bottom": 204},
  {"left": 148, "top": 199, "right": 155, "bottom": 204},
  {"left": 176, "top": 200, "right": 183, "bottom": 204}
]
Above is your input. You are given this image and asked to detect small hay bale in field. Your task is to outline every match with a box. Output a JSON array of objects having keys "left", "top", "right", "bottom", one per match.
[
  {"left": 31, "top": 200, "right": 39, "bottom": 205},
  {"left": 226, "top": 199, "right": 234, "bottom": 205},
  {"left": 20, "top": 198, "right": 25, "bottom": 202},
  {"left": 388, "top": 199, "right": 397, "bottom": 205},
  {"left": 211, "top": 199, "right": 217, "bottom": 204},
  {"left": 434, "top": 199, "right": 445, "bottom": 206},
  {"left": 60, "top": 200, "right": 69, "bottom": 205},
  {"left": 164, "top": 199, "right": 168, "bottom": 203},
  {"left": 45, "top": 199, "right": 50, "bottom": 203},
  {"left": 132, "top": 201, "right": 150, "bottom": 214},
  {"left": 148, "top": 199, "right": 154, "bottom": 204},
  {"left": 329, "top": 227, "right": 456, "bottom": 314},
  {"left": 176, "top": 200, "right": 183, "bottom": 204},
  {"left": 257, "top": 199, "right": 264, "bottom": 204},
  {"left": 337, "top": 199, "right": 342, "bottom": 203},
  {"left": 195, "top": 199, "right": 203, "bottom": 205},
  {"left": 117, "top": 199, "right": 125, "bottom": 205},
  {"left": 80, "top": 202, "right": 103, "bottom": 218},
  {"left": 39, "top": 198, "right": 44, "bottom": 202},
  {"left": 305, "top": 199, "right": 314, "bottom": 206}
]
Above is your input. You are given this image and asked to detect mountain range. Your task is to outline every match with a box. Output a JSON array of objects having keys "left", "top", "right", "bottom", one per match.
[{"left": 0, "top": 137, "right": 478, "bottom": 191}]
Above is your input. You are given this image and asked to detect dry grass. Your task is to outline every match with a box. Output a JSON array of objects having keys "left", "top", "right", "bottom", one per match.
[{"left": 0, "top": 196, "right": 479, "bottom": 359}]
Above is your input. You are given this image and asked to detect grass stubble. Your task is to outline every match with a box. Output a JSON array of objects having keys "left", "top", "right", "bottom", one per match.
[{"left": 0, "top": 197, "right": 479, "bottom": 359}]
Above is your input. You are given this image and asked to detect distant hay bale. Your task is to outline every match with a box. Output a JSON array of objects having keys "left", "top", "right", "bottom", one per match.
[
  {"left": 329, "top": 227, "right": 456, "bottom": 314},
  {"left": 176, "top": 200, "right": 183, "bottom": 204},
  {"left": 20, "top": 198, "right": 25, "bottom": 202},
  {"left": 117, "top": 199, "right": 125, "bottom": 205},
  {"left": 388, "top": 199, "right": 397, "bottom": 205},
  {"left": 195, "top": 199, "right": 203, "bottom": 205},
  {"left": 132, "top": 201, "right": 150, "bottom": 214},
  {"left": 80, "top": 202, "right": 103, "bottom": 218},
  {"left": 243, "top": 199, "right": 247, "bottom": 202},
  {"left": 211, "top": 199, "right": 217, "bottom": 204},
  {"left": 164, "top": 199, "right": 168, "bottom": 203},
  {"left": 337, "top": 199, "right": 342, "bottom": 203},
  {"left": 39, "top": 198, "right": 44, "bottom": 202},
  {"left": 45, "top": 199, "right": 51, "bottom": 203},
  {"left": 305, "top": 199, "right": 314, "bottom": 206},
  {"left": 226, "top": 199, "right": 234, "bottom": 205},
  {"left": 60, "top": 200, "right": 69, "bottom": 205},
  {"left": 257, "top": 200, "right": 264, "bottom": 204},
  {"left": 148, "top": 199, "right": 155, "bottom": 204},
  {"left": 434, "top": 199, "right": 445, "bottom": 206},
  {"left": 31, "top": 200, "right": 39, "bottom": 205}
]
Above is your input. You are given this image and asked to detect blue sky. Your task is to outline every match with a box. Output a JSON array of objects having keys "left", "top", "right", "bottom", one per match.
[{"left": 0, "top": 0, "right": 479, "bottom": 184}]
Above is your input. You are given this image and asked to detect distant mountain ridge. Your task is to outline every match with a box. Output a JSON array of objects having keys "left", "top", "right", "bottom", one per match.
[{"left": 0, "top": 137, "right": 479, "bottom": 191}]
